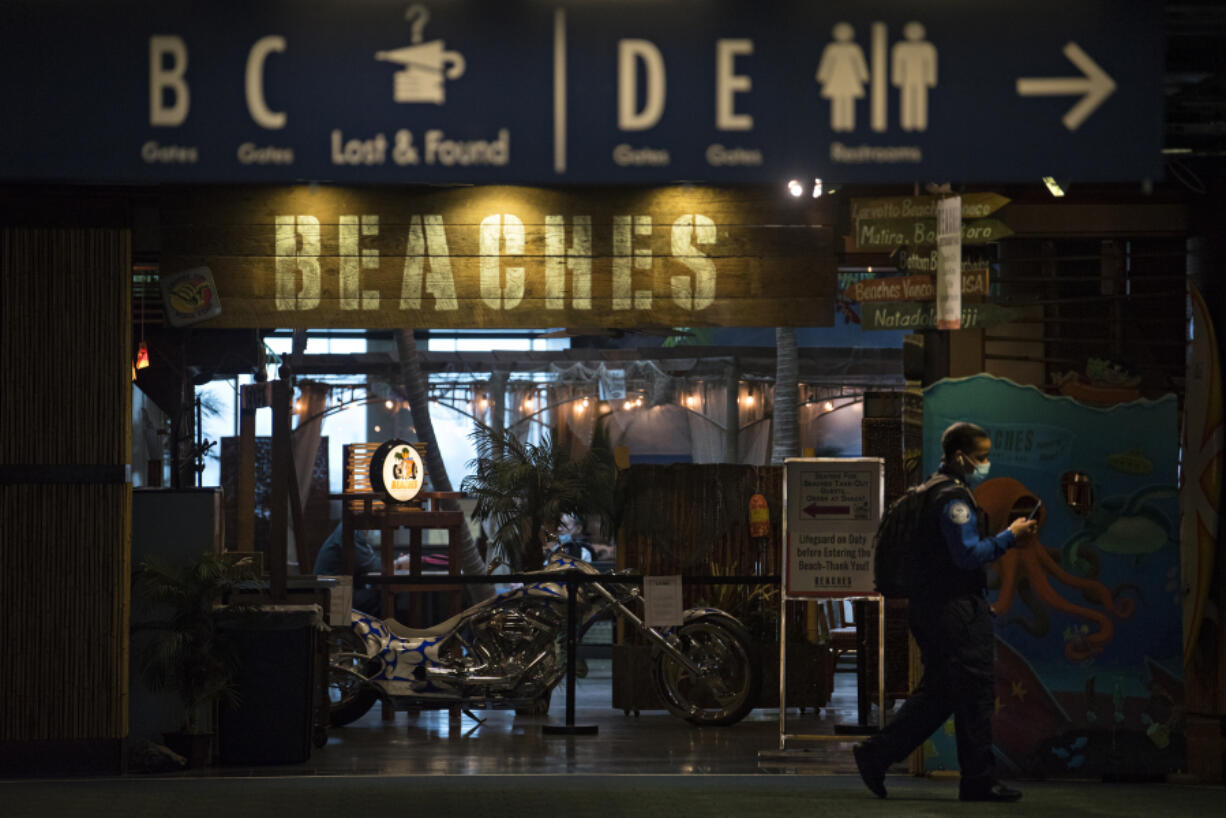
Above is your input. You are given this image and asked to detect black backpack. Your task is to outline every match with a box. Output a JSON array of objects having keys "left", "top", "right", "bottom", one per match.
[{"left": 872, "top": 474, "right": 955, "bottom": 598}]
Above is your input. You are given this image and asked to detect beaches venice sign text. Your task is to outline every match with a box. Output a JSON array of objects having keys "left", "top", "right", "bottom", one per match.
[
  {"left": 158, "top": 186, "right": 836, "bottom": 330},
  {"left": 0, "top": 1, "right": 1162, "bottom": 184}
]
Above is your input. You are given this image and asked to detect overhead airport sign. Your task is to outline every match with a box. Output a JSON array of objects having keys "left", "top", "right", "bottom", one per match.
[
  {"left": 0, "top": 1, "right": 1163, "bottom": 184},
  {"left": 158, "top": 185, "right": 836, "bottom": 330}
]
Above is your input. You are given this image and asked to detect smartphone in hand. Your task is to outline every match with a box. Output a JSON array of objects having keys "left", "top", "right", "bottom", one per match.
[{"left": 1026, "top": 500, "right": 1043, "bottom": 521}]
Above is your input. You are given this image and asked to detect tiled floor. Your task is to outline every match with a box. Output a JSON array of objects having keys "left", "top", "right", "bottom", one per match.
[
  {"left": 213, "top": 658, "right": 877, "bottom": 777},
  {"left": 196, "top": 657, "right": 872, "bottom": 779}
]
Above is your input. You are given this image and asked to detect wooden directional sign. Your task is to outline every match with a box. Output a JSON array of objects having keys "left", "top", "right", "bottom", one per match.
[
  {"left": 861, "top": 301, "right": 1019, "bottom": 331},
  {"left": 159, "top": 185, "right": 836, "bottom": 330},
  {"left": 850, "top": 193, "right": 1010, "bottom": 222},
  {"left": 853, "top": 217, "right": 1014, "bottom": 250},
  {"left": 896, "top": 248, "right": 994, "bottom": 275},
  {"left": 845, "top": 269, "right": 989, "bottom": 302}
]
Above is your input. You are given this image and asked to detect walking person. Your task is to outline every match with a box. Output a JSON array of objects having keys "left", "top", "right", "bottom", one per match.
[{"left": 853, "top": 422, "right": 1038, "bottom": 802}]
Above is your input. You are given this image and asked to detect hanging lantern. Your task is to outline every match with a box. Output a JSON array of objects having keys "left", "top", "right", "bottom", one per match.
[
  {"left": 748, "top": 493, "right": 770, "bottom": 538},
  {"left": 135, "top": 340, "right": 151, "bottom": 369}
]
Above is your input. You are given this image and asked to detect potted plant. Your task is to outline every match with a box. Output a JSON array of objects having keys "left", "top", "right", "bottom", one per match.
[
  {"left": 461, "top": 420, "right": 616, "bottom": 571},
  {"left": 131, "top": 550, "right": 255, "bottom": 767}
]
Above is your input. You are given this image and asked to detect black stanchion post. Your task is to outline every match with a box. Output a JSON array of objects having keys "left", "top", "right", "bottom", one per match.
[{"left": 543, "top": 570, "right": 597, "bottom": 735}]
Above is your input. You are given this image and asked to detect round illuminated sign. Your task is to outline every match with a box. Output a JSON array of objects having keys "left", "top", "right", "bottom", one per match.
[{"left": 370, "top": 439, "right": 425, "bottom": 503}]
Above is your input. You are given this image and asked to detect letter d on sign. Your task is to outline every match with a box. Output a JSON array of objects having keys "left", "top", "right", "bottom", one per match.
[
  {"left": 150, "top": 35, "right": 189, "bottom": 126},
  {"left": 618, "top": 40, "right": 666, "bottom": 131}
]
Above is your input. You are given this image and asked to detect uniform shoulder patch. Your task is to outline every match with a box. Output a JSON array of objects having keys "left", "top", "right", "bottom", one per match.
[{"left": 947, "top": 501, "right": 972, "bottom": 525}]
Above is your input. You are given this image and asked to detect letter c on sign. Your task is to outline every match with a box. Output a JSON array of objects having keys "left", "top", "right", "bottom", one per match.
[{"left": 246, "top": 35, "right": 287, "bottom": 129}]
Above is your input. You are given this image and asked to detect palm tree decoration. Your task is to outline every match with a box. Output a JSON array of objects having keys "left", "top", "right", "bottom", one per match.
[
  {"left": 462, "top": 421, "right": 615, "bottom": 571},
  {"left": 132, "top": 551, "right": 255, "bottom": 735},
  {"left": 771, "top": 326, "right": 799, "bottom": 464},
  {"left": 395, "top": 328, "right": 492, "bottom": 599}
]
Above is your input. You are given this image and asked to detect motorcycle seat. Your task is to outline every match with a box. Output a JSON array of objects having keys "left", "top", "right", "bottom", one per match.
[{"left": 383, "top": 611, "right": 468, "bottom": 639}]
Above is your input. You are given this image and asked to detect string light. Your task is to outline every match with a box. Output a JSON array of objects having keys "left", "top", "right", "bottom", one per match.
[
  {"left": 373, "top": 424, "right": 382, "bottom": 433},
  {"left": 384, "top": 399, "right": 394, "bottom": 410},
  {"left": 480, "top": 393, "right": 489, "bottom": 409},
  {"left": 523, "top": 396, "right": 534, "bottom": 410}
]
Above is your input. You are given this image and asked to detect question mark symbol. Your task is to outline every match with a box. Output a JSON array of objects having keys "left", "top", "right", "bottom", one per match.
[{"left": 405, "top": 4, "right": 430, "bottom": 44}]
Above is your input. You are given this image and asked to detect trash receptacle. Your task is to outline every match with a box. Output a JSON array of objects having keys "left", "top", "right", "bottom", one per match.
[{"left": 217, "top": 605, "right": 323, "bottom": 765}]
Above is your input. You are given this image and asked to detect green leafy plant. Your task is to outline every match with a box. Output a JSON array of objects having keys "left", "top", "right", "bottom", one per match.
[
  {"left": 131, "top": 551, "right": 256, "bottom": 734},
  {"left": 462, "top": 421, "right": 615, "bottom": 571}
]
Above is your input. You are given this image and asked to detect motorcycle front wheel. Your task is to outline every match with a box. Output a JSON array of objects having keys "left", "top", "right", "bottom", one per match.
[
  {"left": 327, "top": 627, "right": 379, "bottom": 727},
  {"left": 650, "top": 616, "right": 760, "bottom": 726}
]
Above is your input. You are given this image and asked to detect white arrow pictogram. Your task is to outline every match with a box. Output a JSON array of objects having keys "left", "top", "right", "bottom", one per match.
[{"left": 1016, "top": 42, "right": 1116, "bottom": 131}]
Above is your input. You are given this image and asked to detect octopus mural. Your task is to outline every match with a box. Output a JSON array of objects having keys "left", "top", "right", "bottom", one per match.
[{"left": 977, "top": 477, "right": 1136, "bottom": 661}]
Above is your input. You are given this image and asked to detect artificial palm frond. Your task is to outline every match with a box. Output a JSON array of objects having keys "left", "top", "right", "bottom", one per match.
[
  {"left": 462, "top": 421, "right": 615, "bottom": 570},
  {"left": 132, "top": 551, "right": 257, "bottom": 733}
]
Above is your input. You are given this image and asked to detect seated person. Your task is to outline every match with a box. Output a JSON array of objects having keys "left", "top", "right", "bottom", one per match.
[{"left": 313, "top": 523, "right": 410, "bottom": 617}]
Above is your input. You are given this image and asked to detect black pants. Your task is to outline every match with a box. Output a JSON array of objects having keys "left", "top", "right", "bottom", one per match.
[{"left": 863, "top": 594, "right": 997, "bottom": 786}]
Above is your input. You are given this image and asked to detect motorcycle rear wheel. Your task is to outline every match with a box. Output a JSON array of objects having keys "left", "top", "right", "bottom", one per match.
[
  {"left": 328, "top": 627, "right": 379, "bottom": 727},
  {"left": 650, "top": 616, "right": 760, "bottom": 726}
]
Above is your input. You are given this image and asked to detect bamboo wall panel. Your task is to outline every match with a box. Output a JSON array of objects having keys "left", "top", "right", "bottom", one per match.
[
  {"left": 0, "top": 225, "right": 131, "bottom": 741},
  {"left": 614, "top": 464, "right": 787, "bottom": 628}
]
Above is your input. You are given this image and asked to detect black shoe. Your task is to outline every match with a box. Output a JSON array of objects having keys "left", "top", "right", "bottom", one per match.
[
  {"left": 852, "top": 743, "right": 887, "bottom": 799},
  {"left": 959, "top": 781, "right": 1023, "bottom": 802}
]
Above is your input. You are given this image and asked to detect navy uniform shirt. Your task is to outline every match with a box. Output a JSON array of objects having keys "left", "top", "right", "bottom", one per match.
[{"left": 937, "top": 494, "right": 1016, "bottom": 571}]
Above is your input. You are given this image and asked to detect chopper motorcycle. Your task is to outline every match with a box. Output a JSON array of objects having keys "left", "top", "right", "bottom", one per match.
[{"left": 327, "top": 552, "right": 761, "bottom": 727}]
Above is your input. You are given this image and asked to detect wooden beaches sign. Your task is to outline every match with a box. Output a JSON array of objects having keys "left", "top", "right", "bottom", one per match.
[{"left": 159, "top": 186, "right": 837, "bottom": 330}]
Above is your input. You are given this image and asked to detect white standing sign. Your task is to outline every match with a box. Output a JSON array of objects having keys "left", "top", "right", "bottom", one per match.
[
  {"left": 783, "top": 457, "right": 884, "bottom": 598},
  {"left": 936, "top": 195, "right": 962, "bottom": 330},
  {"left": 643, "top": 575, "right": 684, "bottom": 627}
]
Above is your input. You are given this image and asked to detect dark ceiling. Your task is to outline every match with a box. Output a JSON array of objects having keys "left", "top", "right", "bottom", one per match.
[{"left": 1165, "top": 2, "right": 1226, "bottom": 157}]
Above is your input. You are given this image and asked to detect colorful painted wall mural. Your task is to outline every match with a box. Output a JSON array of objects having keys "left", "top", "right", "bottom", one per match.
[{"left": 922, "top": 374, "right": 1183, "bottom": 779}]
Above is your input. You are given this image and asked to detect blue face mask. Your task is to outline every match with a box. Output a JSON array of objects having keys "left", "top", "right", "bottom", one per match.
[{"left": 967, "top": 460, "right": 991, "bottom": 486}]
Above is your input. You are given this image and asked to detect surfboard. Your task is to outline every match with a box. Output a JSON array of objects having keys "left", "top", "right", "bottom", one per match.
[{"left": 1181, "top": 283, "right": 1222, "bottom": 665}]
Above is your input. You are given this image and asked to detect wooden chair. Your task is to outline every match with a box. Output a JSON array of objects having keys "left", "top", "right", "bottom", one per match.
[{"left": 826, "top": 599, "right": 858, "bottom": 671}]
